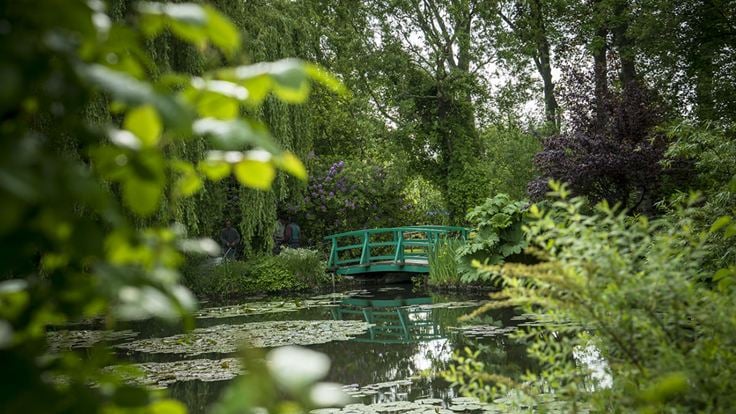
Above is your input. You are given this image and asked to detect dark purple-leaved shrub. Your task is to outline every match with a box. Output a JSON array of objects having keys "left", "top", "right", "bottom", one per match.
[{"left": 529, "top": 70, "right": 670, "bottom": 212}]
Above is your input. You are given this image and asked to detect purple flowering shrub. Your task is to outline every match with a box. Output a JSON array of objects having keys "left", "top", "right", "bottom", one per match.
[{"left": 289, "top": 157, "right": 422, "bottom": 246}]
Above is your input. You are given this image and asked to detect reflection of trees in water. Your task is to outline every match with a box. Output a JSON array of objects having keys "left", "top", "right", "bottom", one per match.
[
  {"left": 323, "top": 300, "right": 534, "bottom": 391},
  {"left": 115, "top": 290, "right": 537, "bottom": 411}
]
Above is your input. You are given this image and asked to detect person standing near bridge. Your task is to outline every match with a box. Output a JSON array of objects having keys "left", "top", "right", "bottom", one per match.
[
  {"left": 220, "top": 219, "right": 240, "bottom": 259},
  {"left": 283, "top": 217, "right": 301, "bottom": 249}
]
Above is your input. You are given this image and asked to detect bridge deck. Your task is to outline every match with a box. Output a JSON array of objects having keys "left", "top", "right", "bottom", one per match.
[{"left": 325, "top": 226, "right": 468, "bottom": 276}]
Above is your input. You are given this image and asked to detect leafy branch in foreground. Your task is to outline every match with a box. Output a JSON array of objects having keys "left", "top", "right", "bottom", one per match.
[
  {"left": 449, "top": 181, "right": 736, "bottom": 413},
  {"left": 0, "top": 1, "right": 343, "bottom": 412}
]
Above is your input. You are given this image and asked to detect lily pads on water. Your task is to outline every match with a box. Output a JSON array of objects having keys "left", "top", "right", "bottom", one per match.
[
  {"left": 412, "top": 301, "right": 488, "bottom": 310},
  {"left": 448, "top": 325, "right": 517, "bottom": 338},
  {"left": 196, "top": 291, "right": 370, "bottom": 319},
  {"left": 341, "top": 378, "right": 414, "bottom": 398},
  {"left": 106, "top": 358, "right": 243, "bottom": 388},
  {"left": 116, "top": 320, "right": 372, "bottom": 355},
  {"left": 47, "top": 329, "right": 139, "bottom": 352}
]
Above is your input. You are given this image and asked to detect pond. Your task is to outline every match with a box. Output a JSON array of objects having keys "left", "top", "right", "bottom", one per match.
[{"left": 49, "top": 283, "right": 537, "bottom": 413}]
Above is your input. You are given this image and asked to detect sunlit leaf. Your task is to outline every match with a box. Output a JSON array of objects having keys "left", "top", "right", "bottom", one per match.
[
  {"left": 123, "top": 178, "right": 162, "bottom": 216},
  {"left": 203, "top": 5, "right": 241, "bottom": 57},
  {"left": 172, "top": 161, "right": 203, "bottom": 197},
  {"left": 79, "top": 64, "right": 191, "bottom": 130},
  {"left": 305, "top": 63, "right": 348, "bottom": 95},
  {"left": 124, "top": 105, "right": 162, "bottom": 147},
  {"left": 193, "top": 118, "right": 279, "bottom": 152},
  {"left": 274, "top": 152, "right": 307, "bottom": 180},
  {"left": 241, "top": 74, "right": 272, "bottom": 105},
  {"left": 198, "top": 159, "right": 231, "bottom": 181},
  {"left": 234, "top": 158, "right": 275, "bottom": 190}
]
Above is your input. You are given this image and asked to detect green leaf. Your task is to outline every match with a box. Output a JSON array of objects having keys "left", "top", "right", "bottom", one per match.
[
  {"left": 710, "top": 216, "right": 732, "bottom": 233},
  {"left": 137, "top": 3, "right": 240, "bottom": 56},
  {"left": 124, "top": 105, "right": 162, "bottom": 147},
  {"left": 148, "top": 399, "right": 188, "bottom": 414},
  {"left": 193, "top": 118, "right": 279, "bottom": 152},
  {"left": 196, "top": 93, "right": 239, "bottom": 119},
  {"left": 713, "top": 268, "right": 731, "bottom": 281},
  {"left": 234, "top": 158, "right": 275, "bottom": 190},
  {"left": 274, "top": 152, "right": 307, "bottom": 180},
  {"left": 172, "top": 161, "right": 203, "bottom": 197},
  {"left": 305, "top": 63, "right": 348, "bottom": 96},
  {"left": 241, "top": 75, "right": 272, "bottom": 105},
  {"left": 198, "top": 159, "right": 231, "bottom": 181},
  {"left": 123, "top": 177, "right": 162, "bottom": 216},
  {"left": 203, "top": 5, "right": 241, "bottom": 57},
  {"left": 79, "top": 64, "right": 191, "bottom": 130}
]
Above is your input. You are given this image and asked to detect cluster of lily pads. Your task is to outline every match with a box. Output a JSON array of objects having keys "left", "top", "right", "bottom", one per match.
[
  {"left": 115, "top": 320, "right": 372, "bottom": 355},
  {"left": 106, "top": 358, "right": 244, "bottom": 388},
  {"left": 195, "top": 291, "right": 371, "bottom": 319},
  {"left": 310, "top": 394, "right": 580, "bottom": 414},
  {"left": 412, "top": 301, "right": 488, "bottom": 310},
  {"left": 341, "top": 379, "right": 413, "bottom": 399},
  {"left": 448, "top": 325, "right": 517, "bottom": 339},
  {"left": 47, "top": 329, "right": 139, "bottom": 352}
]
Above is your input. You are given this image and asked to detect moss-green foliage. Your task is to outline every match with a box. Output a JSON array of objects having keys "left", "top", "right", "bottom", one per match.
[
  {"left": 0, "top": 1, "right": 339, "bottom": 412},
  {"left": 482, "top": 126, "right": 541, "bottom": 200},
  {"left": 428, "top": 239, "right": 464, "bottom": 287},
  {"left": 293, "top": 156, "right": 418, "bottom": 245},
  {"left": 456, "top": 194, "right": 528, "bottom": 283},
  {"left": 664, "top": 122, "right": 736, "bottom": 270},
  {"left": 461, "top": 183, "right": 736, "bottom": 412},
  {"left": 183, "top": 249, "right": 328, "bottom": 299}
]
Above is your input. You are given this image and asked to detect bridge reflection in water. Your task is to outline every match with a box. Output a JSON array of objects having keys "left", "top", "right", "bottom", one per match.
[{"left": 330, "top": 297, "right": 444, "bottom": 344}]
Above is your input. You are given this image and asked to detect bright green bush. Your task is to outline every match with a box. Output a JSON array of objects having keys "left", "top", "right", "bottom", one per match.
[
  {"left": 183, "top": 249, "right": 328, "bottom": 298},
  {"left": 456, "top": 194, "right": 527, "bottom": 283},
  {"left": 277, "top": 248, "right": 329, "bottom": 288},
  {"left": 428, "top": 239, "right": 464, "bottom": 287},
  {"left": 458, "top": 182, "right": 736, "bottom": 412}
]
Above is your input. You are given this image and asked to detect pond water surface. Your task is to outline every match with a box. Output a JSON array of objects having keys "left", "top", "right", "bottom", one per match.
[{"left": 52, "top": 283, "right": 536, "bottom": 413}]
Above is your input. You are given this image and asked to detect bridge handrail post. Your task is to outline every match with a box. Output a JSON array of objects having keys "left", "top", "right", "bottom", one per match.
[
  {"left": 359, "top": 231, "right": 370, "bottom": 265},
  {"left": 393, "top": 231, "right": 404, "bottom": 263},
  {"left": 328, "top": 237, "right": 337, "bottom": 269}
]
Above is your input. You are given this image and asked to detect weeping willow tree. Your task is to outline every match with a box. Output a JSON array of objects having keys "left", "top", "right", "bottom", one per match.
[{"left": 99, "top": 0, "right": 321, "bottom": 255}]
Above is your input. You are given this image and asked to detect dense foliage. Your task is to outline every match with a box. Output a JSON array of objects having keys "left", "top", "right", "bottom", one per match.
[
  {"left": 0, "top": 0, "right": 339, "bottom": 412},
  {"left": 2, "top": 0, "right": 736, "bottom": 413},
  {"left": 290, "top": 157, "right": 418, "bottom": 245},
  {"left": 458, "top": 182, "right": 736, "bottom": 412},
  {"left": 456, "top": 195, "right": 527, "bottom": 283},
  {"left": 183, "top": 248, "right": 328, "bottom": 299}
]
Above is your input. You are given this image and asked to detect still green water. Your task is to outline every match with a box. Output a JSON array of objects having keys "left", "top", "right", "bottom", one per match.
[{"left": 58, "top": 284, "right": 534, "bottom": 413}]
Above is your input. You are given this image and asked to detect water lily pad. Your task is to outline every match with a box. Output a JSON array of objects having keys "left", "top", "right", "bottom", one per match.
[
  {"left": 47, "top": 329, "right": 139, "bottom": 352},
  {"left": 116, "top": 320, "right": 372, "bottom": 355},
  {"left": 196, "top": 291, "right": 370, "bottom": 319},
  {"left": 415, "top": 398, "right": 443, "bottom": 406},
  {"left": 449, "top": 325, "right": 516, "bottom": 338},
  {"left": 106, "top": 358, "right": 243, "bottom": 387},
  {"left": 411, "top": 301, "right": 487, "bottom": 310}
]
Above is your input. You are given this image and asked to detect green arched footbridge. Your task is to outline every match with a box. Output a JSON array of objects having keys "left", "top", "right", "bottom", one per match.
[{"left": 325, "top": 226, "right": 469, "bottom": 275}]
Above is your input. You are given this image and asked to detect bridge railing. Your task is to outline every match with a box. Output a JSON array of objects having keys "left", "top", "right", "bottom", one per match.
[{"left": 324, "top": 226, "right": 469, "bottom": 271}]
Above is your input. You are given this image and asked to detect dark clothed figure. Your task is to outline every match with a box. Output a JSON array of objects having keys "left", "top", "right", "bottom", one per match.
[
  {"left": 272, "top": 217, "right": 287, "bottom": 254},
  {"left": 220, "top": 220, "right": 240, "bottom": 259},
  {"left": 284, "top": 221, "right": 301, "bottom": 248}
]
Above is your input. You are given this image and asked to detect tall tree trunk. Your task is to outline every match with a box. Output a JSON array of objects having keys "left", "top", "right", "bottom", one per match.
[
  {"left": 610, "top": 0, "right": 637, "bottom": 87},
  {"left": 591, "top": 0, "right": 608, "bottom": 129},
  {"left": 529, "top": 0, "right": 559, "bottom": 130}
]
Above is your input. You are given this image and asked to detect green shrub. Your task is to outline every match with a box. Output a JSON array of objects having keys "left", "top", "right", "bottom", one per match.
[
  {"left": 277, "top": 248, "right": 329, "bottom": 287},
  {"left": 428, "top": 238, "right": 464, "bottom": 287},
  {"left": 458, "top": 182, "right": 736, "bottom": 412},
  {"left": 182, "top": 249, "right": 328, "bottom": 298},
  {"left": 456, "top": 194, "right": 527, "bottom": 283}
]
